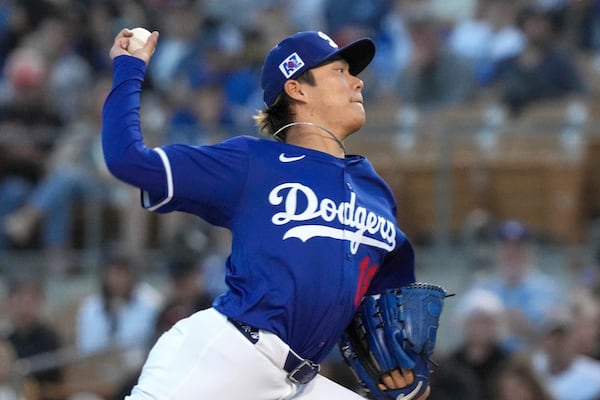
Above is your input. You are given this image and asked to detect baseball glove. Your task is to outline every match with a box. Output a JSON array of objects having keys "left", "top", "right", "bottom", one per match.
[{"left": 339, "top": 283, "right": 449, "bottom": 400}]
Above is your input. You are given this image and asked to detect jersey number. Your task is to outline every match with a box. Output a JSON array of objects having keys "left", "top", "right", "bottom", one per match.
[{"left": 354, "top": 256, "right": 378, "bottom": 307}]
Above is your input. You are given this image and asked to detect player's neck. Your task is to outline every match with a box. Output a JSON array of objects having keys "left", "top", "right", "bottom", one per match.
[{"left": 283, "top": 122, "right": 346, "bottom": 158}]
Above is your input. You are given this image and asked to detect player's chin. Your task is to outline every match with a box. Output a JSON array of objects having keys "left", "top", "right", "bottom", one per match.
[
  {"left": 342, "top": 104, "right": 365, "bottom": 132},
  {"left": 347, "top": 123, "right": 365, "bottom": 137},
  {"left": 351, "top": 112, "right": 366, "bottom": 131}
]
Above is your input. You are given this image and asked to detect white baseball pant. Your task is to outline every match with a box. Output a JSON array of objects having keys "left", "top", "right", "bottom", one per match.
[{"left": 125, "top": 308, "right": 365, "bottom": 399}]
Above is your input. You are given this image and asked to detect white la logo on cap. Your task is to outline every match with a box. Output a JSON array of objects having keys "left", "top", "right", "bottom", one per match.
[
  {"left": 318, "top": 31, "right": 338, "bottom": 48},
  {"left": 279, "top": 52, "right": 305, "bottom": 78}
]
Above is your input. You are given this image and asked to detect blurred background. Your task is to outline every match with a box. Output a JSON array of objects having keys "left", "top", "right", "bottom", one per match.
[{"left": 0, "top": 0, "right": 600, "bottom": 399}]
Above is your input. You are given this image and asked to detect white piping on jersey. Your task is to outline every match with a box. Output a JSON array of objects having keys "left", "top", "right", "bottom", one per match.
[{"left": 143, "top": 147, "right": 174, "bottom": 211}]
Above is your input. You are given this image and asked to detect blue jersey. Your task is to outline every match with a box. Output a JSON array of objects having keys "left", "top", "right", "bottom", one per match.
[{"left": 102, "top": 55, "right": 416, "bottom": 363}]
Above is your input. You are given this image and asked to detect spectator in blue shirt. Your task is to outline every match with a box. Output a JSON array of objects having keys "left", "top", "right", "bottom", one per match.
[{"left": 467, "top": 220, "right": 564, "bottom": 352}]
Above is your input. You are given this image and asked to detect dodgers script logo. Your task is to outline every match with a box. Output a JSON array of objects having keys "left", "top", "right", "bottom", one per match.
[
  {"left": 279, "top": 52, "right": 305, "bottom": 78},
  {"left": 269, "top": 183, "right": 396, "bottom": 254}
]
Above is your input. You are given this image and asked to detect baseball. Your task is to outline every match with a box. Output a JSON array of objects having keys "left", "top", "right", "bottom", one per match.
[{"left": 127, "top": 27, "right": 152, "bottom": 53}]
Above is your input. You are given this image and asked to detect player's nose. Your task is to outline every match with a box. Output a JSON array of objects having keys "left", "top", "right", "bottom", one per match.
[{"left": 352, "top": 75, "right": 364, "bottom": 91}]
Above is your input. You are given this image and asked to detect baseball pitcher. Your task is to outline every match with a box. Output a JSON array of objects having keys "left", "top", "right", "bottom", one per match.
[{"left": 102, "top": 28, "right": 447, "bottom": 400}]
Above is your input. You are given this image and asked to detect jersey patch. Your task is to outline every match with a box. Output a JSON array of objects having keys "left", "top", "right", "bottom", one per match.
[{"left": 279, "top": 52, "right": 305, "bottom": 78}]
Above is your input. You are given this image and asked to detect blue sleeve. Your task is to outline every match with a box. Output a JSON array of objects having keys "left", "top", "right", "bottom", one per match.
[
  {"left": 102, "top": 55, "right": 166, "bottom": 195},
  {"left": 102, "top": 55, "right": 248, "bottom": 226},
  {"left": 367, "top": 237, "right": 416, "bottom": 294},
  {"left": 142, "top": 139, "right": 249, "bottom": 226}
]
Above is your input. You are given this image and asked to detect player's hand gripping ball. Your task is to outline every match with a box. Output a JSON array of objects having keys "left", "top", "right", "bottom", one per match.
[
  {"left": 127, "top": 27, "right": 153, "bottom": 53},
  {"left": 339, "top": 283, "right": 450, "bottom": 400}
]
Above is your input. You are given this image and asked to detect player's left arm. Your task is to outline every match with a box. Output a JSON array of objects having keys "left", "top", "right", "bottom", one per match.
[
  {"left": 339, "top": 227, "right": 450, "bottom": 399},
  {"left": 340, "top": 282, "right": 448, "bottom": 400},
  {"left": 366, "top": 237, "right": 416, "bottom": 295}
]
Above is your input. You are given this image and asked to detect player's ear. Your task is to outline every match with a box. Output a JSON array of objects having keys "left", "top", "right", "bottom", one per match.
[{"left": 283, "top": 80, "right": 306, "bottom": 103}]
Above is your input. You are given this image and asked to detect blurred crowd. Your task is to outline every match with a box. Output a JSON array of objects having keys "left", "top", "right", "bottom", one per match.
[
  {"left": 0, "top": 0, "right": 599, "bottom": 399},
  {"left": 429, "top": 219, "right": 600, "bottom": 400}
]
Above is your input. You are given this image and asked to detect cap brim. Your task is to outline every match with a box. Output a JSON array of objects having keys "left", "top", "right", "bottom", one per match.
[{"left": 335, "top": 38, "right": 375, "bottom": 76}]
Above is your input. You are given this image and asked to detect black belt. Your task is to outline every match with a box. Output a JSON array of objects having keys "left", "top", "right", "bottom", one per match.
[{"left": 228, "top": 317, "right": 320, "bottom": 385}]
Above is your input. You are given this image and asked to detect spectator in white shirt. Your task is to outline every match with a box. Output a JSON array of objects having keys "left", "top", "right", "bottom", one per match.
[
  {"left": 532, "top": 308, "right": 600, "bottom": 400},
  {"left": 75, "top": 253, "right": 163, "bottom": 355}
]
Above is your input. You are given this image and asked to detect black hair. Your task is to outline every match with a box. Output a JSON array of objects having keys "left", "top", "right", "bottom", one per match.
[{"left": 253, "top": 69, "right": 316, "bottom": 140}]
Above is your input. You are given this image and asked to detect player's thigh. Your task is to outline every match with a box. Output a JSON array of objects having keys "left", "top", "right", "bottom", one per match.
[
  {"left": 292, "top": 374, "right": 364, "bottom": 400},
  {"left": 127, "top": 308, "right": 294, "bottom": 400}
]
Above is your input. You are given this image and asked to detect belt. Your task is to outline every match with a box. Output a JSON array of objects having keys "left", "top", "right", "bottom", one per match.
[{"left": 228, "top": 317, "right": 320, "bottom": 385}]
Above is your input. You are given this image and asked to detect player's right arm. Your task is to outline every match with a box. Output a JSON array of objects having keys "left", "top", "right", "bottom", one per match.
[
  {"left": 102, "top": 30, "right": 247, "bottom": 225},
  {"left": 102, "top": 28, "right": 163, "bottom": 192},
  {"left": 102, "top": 52, "right": 165, "bottom": 195}
]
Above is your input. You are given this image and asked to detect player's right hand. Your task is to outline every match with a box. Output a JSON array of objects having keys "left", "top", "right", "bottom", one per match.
[
  {"left": 379, "top": 369, "right": 430, "bottom": 399},
  {"left": 109, "top": 28, "right": 159, "bottom": 65}
]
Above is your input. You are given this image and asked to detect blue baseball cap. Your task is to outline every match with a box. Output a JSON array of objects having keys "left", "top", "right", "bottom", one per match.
[{"left": 261, "top": 31, "right": 376, "bottom": 107}]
